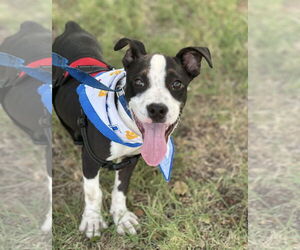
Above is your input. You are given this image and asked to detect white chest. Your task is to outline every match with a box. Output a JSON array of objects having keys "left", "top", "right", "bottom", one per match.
[{"left": 107, "top": 142, "right": 141, "bottom": 161}]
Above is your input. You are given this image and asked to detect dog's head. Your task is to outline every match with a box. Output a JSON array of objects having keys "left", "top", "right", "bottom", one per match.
[{"left": 114, "top": 38, "right": 212, "bottom": 166}]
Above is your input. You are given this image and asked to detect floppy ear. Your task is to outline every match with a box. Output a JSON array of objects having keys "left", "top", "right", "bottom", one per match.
[
  {"left": 176, "top": 47, "right": 213, "bottom": 78},
  {"left": 114, "top": 38, "right": 147, "bottom": 68}
]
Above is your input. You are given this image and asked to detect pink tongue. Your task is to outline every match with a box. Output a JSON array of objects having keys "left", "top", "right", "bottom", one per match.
[{"left": 141, "top": 123, "right": 167, "bottom": 166}]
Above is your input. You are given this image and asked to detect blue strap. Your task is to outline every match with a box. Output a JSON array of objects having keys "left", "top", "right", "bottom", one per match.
[
  {"left": 118, "top": 94, "right": 132, "bottom": 119},
  {"left": 0, "top": 52, "right": 51, "bottom": 85},
  {"left": 52, "top": 53, "right": 120, "bottom": 92},
  {"left": 37, "top": 84, "right": 52, "bottom": 114},
  {"left": 53, "top": 52, "right": 133, "bottom": 119}
]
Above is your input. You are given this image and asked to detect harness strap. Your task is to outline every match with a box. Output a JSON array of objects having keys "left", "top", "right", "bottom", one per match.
[
  {"left": 66, "top": 57, "right": 112, "bottom": 77},
  {"left": 52, "top": 53, "right": 119, "bottom": 92},
  {"left": 0, "top": 52, "right": 51, "bottom": 85},
  {"left": 76, "top": 65, "right": 111, "bottom": 74},
  {"left": 77, "top": 110, "right": 139, "bottom": 171},
  {"left": 116, "top": 87, "right": 132, "bottom": 119},
  {"left": 18, "top": 57, "right": 52, "bottom": 78}
]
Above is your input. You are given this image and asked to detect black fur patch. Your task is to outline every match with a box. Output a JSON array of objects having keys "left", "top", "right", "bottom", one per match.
[{"left": 124, "top": 55, "right": 152, "bottom": 102}]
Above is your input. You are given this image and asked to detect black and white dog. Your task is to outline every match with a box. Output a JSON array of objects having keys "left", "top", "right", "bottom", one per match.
[
  {"left": 53, "top": 21, "right": 212, "bottom": 238},
  {"left": 0, "top": 21, "right": 52, "bottom": 231}
]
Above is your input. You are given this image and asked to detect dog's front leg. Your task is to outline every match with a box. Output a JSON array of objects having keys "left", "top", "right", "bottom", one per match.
[
  {"left": 41, "top": 176, "right": 52, "bottom": 232},
  {"left": 41, "top": 145, "right": 52, "bottom": 232},
  {"left": 110, "top": 157, "right": 139, "bottom": 235},
  {"left": 79, "top": 148, "right": 108, "bottom": 238}
]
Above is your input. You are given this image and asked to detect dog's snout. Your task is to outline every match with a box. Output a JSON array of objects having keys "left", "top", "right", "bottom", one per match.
[{"left": 147, "top": 103, "right": 168, "bottom": 122}]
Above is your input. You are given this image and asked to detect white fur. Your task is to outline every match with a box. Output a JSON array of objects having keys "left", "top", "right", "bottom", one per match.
[
  {"left": 106, "top": 86, "right": 142, "bottom": 161},
  {"left": 41, "top": 176, "right": 52, "bottom": 232},
  {"left": 110, "top": 171, "right": 139, "bottom": 235},
  {"left": 106, "top": 94, "right": 141, "bottom": 161},
  {"left": 129, "top": 54, "right": 181, "bottom": 125},
  {"left": 107, "top": 142, "right": 140, "bottom": 161},
  {"left": 79, "top": 172, "right": 108, "bottom": 238},
  {"left": 118, "top": 77, "right": 142, "bottom": 136},
  {"left": 107, "top": 55, "right": 182, "bottom": 162}
]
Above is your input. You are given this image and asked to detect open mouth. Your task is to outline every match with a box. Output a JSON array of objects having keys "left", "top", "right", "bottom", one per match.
[
  {"left": 133, "top": 113, "right": 176, "bottom": 141},
  {"left": 133, "top": 113, "right": 177, "bottom": 166}
]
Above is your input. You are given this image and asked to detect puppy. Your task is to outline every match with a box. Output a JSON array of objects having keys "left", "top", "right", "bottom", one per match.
[
  {"left": 52, "top": 21, "right": 212, "bottom": 237},
  {"left": 0, "top": 21, "right": 52, "bottom": 231}
]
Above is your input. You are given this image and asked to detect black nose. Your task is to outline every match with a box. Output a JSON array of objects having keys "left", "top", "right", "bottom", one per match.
[{"left": 147, "top": 103, "right": 168, "bottom": 122}]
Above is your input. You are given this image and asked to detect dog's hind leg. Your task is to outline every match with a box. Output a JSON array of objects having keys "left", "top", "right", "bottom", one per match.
[
  {"left": 110, "top": 157, "right": 139, "bottom": 235},
  {"left": 79, "top": 148, "right": 108, "bottom": 238}
]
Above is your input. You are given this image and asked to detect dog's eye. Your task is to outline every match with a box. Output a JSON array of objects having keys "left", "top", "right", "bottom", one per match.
[
  {"left": 171, "top": 81, "right": 184, "bottom": 90},
  {"left": 134, "top": 79, "right": 145, "bottom": 87}
]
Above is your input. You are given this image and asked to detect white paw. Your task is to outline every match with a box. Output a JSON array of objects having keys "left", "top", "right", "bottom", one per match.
[
  {"left": 79, "top": 211, "right": 108, "bottom": 238},
  {"left": 111, "top": 210, "right": 139, "bottom": 235},
  {"left": 41, "top": 213, "right": 52, "bottom": 232}
]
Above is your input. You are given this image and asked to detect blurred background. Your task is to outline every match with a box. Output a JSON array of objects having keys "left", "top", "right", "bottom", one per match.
[
  {"left": 0, "top": 0, "right": 51, "bottom": 249},
  {"left": 249, "top": 0, "right": 300, "bottom": 248},
  {"left": 52, "top": 0, "right": 247, "bottom": 249}
]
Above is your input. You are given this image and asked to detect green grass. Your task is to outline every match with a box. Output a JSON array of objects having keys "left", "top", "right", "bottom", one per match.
[
  {"left": 0, "top": 2, "right": 51, "bottom": 249},
  {"left": 0, "top": 108, "right": 51, "bottom": 250},
  {"left": 248, "top": 0, "right": 300, "bottom": 248},
  {"left": 0, "top": 0, "right": 51, "bottom": 38},
  {"left": 53, "top": 0, "right": 247, "bottom": 249}
]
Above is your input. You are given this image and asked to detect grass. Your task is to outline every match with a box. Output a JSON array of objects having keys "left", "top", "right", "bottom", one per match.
[
  {"left": 0, "top": 0, "right": 51, "bottom": 41},
  {"left": 0, "top": 1, "right": 51, "bottom": 249},
  {"left": 53, "top": 0, "right": 247, "bottom": 249},
  {"left": 248, "top": 0, "right": 300, "bottom": 248},
  {"left": 0, "top": 107, "right": 51, "bottom": 250}
]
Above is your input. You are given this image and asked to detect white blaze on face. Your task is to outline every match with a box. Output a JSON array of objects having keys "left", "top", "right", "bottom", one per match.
[
  {"left": 128, "top": 54, "right": 182, "bottom": 166},
  {"left": 129, "top": 54, "right": 181, "bottom": 124}
]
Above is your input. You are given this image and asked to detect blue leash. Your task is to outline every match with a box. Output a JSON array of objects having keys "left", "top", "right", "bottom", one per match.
[
  {"left": 52, "top": 52, "right": 132, "bottom": 118},
  {"left": 0, "top": 52, "right": 51, "bottom": 85},
  {"left": 0, "top": 52, "right": 52, "bottom": 113},
  {"left": 52, "top": 53, "right": 120, "bottom": 92}
]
